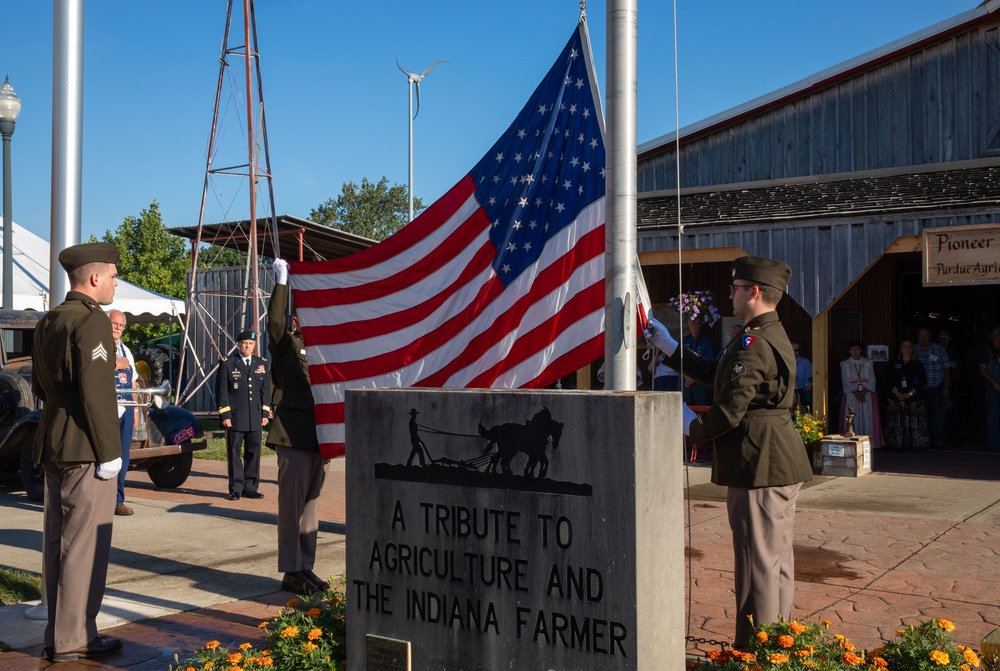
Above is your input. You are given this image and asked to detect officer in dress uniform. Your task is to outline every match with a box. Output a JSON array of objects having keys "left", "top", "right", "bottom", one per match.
[
  {"left": 216, "top": 330, "right": 271, "bottom": 500},
  {"left": 646, "top": 255, "right": 814, "bottom": 648},
  {"left": 31, "top": 242, "right": 125, "bottom": 662},
  {"left": 266, "top": 259, "right": 330, "bottom": 594}
]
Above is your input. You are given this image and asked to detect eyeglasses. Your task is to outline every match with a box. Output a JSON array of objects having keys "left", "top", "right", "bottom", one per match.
[{"left": 729, "top": 283, "right": 754, "bottom": 294}]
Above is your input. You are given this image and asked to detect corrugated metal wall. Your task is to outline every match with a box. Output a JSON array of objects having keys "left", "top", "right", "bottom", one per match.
[
  {"left": 638, "top": 211, "right": 1000, "bottom": 318},
  {"left": 182, "top": 266, "right": 274, "bottom": 413},
  {"left": 638, "top": 24, "right": 1000, "bottom": 192}
]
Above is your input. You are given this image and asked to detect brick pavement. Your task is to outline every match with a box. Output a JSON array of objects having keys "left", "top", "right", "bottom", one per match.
[{"left": 2, "top": 455, "right": 998, "bottom": 668}]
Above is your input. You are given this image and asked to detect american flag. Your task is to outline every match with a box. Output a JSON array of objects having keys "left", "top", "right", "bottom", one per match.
[{"left": 291, "top": 20, "right": 606, "bottom": 458}]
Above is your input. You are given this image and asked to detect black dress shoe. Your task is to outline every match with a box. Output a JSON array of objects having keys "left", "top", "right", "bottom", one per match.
[
  {"left": 228, "top": 492, "right": 241, "bottom": 500},
  {"left": 303, "top": 569, "right": 331, "bottom": 590},
  {"left": 243, "top": 491, "right": 264, "bottom": 499},
  {"left": 281, "top": 571, "right": 321, "bottom": 594},
  {"left": 45, "top": 635, "right": 123, "bottom": 662}
]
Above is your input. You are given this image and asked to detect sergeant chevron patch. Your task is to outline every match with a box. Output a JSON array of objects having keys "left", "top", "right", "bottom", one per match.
[{"left": 92, "top": 341, "right": 108, "bottom": 361}]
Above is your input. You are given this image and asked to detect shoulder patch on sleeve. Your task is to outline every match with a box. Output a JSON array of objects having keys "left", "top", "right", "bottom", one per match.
[{"left": 741, "top": 334, "right": 757, "bottom": 349}]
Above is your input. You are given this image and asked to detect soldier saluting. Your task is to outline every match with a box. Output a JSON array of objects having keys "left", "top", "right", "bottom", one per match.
[
  {"left": 31, "top": 242, "right": 125, "bottom": 662},
  {"left": 216, "top": 330, "right": 271, "bottom": 500},
  {"left": 645, "top": 255, "right": 813, "bottom": 649}
]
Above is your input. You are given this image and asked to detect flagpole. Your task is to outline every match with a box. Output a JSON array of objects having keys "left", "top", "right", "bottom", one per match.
[{"left": 605, "top": 0, "right": 638, "bottom": 391}]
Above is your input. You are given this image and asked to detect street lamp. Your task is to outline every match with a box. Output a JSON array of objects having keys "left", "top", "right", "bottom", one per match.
[{"left": 0, "top": 76, "right": 22, "bottom": 310}]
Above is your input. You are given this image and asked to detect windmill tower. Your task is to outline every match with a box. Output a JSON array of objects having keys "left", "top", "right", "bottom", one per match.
[{"left": 175, "top": 0, "right": 279, "bottom": 408}]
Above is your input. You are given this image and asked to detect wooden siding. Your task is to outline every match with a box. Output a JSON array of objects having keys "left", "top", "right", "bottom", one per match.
[
  {"left": 638, "top": 23, "right": 1000, "bottom": 192},
  {"left": 638, "top": 212, "right": 1000, "bottom": 318}
]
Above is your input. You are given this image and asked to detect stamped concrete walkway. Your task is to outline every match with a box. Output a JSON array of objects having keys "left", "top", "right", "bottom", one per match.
[{"left": 1, "top": 448, "right": 998, "bottom": 669}]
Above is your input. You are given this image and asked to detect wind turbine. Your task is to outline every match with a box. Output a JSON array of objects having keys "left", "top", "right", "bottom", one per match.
[{"left": 397, "top": 58, "right": 447, "bottom": 222}]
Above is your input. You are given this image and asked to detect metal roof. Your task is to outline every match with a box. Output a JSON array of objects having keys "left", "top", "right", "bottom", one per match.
[{"left": 168, "top": 214, "right": 375, "bottom": 262}]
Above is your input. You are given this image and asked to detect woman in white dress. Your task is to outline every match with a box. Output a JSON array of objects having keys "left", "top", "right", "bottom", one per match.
[{"left": 839, "top": 339, "right": 883, "bottom": 448}]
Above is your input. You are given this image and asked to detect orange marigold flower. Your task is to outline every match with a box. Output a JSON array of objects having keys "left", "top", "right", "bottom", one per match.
[
  {"left": 961, "top": 665, "right": 972, "bottom": 671},
  {"left": 257, "top": 621, "right": 269, "bottom": 629},
  {"left": 734, "top": 651, "right": 756, "bottom": 663},
  {"left": 281, "top": 626, "right": 299, "bottom": 638},
  {"left": 872, "top": 656, "right": 888, "bottom": 667},
  {"left": 286, "top": 598, "right": 299, "bottom": 607},
  {"left": 930, "top": 650, "right": 950, "bottom": 665},
  {"left": 835, "top": 634, "right": 846, "bottom": 641},
  {"left": 769, "top": 653, "right": 790, "bottom": 664},
  {"left": 778, "top": 635, "right": 795, "bottom": 649},
  {"left": 789, "top": 621, "right": 807, "bottom": 634},
  {"left": 960, "top": 646, "right": 980, "bottom": 666},
  {"left": 937, "top": 619, "right": 956, "bottom": 632},
  {"left": 897, "top": 629, "right": 908, "bottom": 636},
  {"left": 185, "top": 667, "right": 196, "bottom": 671},
  {"left": 238, "top": 643, "right": 252, "bottom": 651},
  {"left": 205, "top": 641, "right": 221, "bottom": 650},
  {"left": 842, "top": 651, "right": 864, "bottom": 665},
  {"left": 261, "top": 650, "right": 270, "bottom": 656},
  {"left": 259, "top": 657, "right": 273, "bottom": 667},
  {"left": 757, "top": 631, "right": 770, "bottom": 643},
  {"left": 226, "top": 652, "right": 243, "bottom": 664},
  {"left": 804, "top": 663, "right": 817, "bottom": 669},
  {"left": 708, "top": 649, "right": 734, "bottom": 664},
  {"left": 301, "top": 642, "right": 318, "bottom": 654},
  {"left": 795, "top": 649, "right": 813, "bottom": 658},
  {"left": 204, "top": 663, "right": 215, "bottom": 670},
  {"left": 845, "top": 642, "right": 856, "bottom": 652},
  {"left": 308, "top": 628, "right": 322, "bottom": 641},
  {"left": 821, "top": 620, "right": 833, "bottom": 628},
  {"left": 226, "top": 666, "right": 241, "bottom": 671},
  {"left": 306, "top": 608, "right": 322, "bottom": 618}
]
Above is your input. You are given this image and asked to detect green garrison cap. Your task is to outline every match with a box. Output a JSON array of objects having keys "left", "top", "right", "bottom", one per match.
[
  {"left": 57, "top": 242, "right": 120, "bottom": 273},
  {"left": 731, "top": 255, "right": 791, "bottom": 291}
]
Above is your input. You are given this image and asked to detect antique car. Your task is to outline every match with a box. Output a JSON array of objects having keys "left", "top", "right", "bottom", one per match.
[{"left": 0, "top": 309, "right": 205, "bottom": 502}]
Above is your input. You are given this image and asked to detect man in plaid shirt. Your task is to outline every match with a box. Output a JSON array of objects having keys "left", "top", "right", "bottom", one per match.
[{"left": 914, "top": 326, "right": 952, "bottom": 448}]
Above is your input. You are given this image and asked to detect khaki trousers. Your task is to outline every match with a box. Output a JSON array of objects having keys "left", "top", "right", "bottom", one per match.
[
  {"left": 42, "top": 463, "right": 116, "bottom": 652},
  {"left": 276, "top": 446, "right": 327, "bottom": 573},
  {"left": 727, "top": 482, "right": 801, "bottom": 647}
]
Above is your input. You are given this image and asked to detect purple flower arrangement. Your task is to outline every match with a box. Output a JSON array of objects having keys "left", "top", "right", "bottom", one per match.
[{"left": 668, "top": 290, "right": 721, "bottom": 327}]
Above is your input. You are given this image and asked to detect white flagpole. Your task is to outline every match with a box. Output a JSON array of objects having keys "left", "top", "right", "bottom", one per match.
[{"left": 605, "top": 0, "right": 638, "bottom": 390}]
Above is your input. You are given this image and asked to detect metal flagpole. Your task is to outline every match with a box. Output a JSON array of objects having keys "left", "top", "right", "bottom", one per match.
[{"left": 605, "top": 0, "right": 638, "bottom": 390}]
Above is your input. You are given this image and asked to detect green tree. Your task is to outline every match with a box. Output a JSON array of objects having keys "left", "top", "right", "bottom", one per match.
[
  {"left": 309, "top": 176, "right": 424, "bottom": 241},
  {"left": 100, "top": 200, "right": 190, "bottom": 347}
]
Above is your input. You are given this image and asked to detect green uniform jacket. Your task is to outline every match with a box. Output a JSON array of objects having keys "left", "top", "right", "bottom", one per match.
[
  {"left": 265, "top": 283, "right": 318, "bottom": 453},
  {"left": 669, "top": 311, "right": 813, "bottom": 488},
  {"left": 31, "top": 291, "right": 122, "bottom": 464}
]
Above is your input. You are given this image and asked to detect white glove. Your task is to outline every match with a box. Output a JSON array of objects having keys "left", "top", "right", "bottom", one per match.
[
  {"left": 644, "top": 317, "right": 678, "bottom": 356},
  {"left": 95, "top": 457, "right": 123, "bottom": 480},
  {"left": 682, "top": 403, "right": 698, "bottom": 436},
  {"left": 273, "top": 258, "right": 289, "bottom": 285}
]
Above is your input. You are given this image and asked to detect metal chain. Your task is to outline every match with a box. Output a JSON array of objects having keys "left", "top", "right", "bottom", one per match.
[{"left": 685, "top": 635, "right": 731, "bottom": 649}]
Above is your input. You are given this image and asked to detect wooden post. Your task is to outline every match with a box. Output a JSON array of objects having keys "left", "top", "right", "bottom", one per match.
[{"left": 812, "top": 310, "right": 829, "bottom": 420}]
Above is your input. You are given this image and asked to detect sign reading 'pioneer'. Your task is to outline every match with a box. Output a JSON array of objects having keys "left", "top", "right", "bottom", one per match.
[
  {"left": 923, "top": 223, "right": 1000, "bottom": 286},
  {"left": 345, "top": 388, "right": 684, "bottom": 670}
]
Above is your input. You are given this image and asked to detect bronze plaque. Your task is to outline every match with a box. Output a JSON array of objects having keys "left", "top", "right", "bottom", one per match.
[{"left": 366, "top": 634, "right": 411, "bottom": 671}]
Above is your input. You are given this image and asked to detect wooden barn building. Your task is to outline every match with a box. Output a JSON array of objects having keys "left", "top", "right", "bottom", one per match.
[{"left": 635, "top": 0, "right": 1000, "bottom": 447}]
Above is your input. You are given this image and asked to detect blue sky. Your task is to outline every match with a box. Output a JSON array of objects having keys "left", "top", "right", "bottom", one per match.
[{"left": 0, "top": 1, "right": 982, "bottom": 245}]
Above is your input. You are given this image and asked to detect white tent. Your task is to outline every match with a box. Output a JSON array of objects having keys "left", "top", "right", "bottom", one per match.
[{"left": 0, "top": 218, "right": 184, "bottom": 324}]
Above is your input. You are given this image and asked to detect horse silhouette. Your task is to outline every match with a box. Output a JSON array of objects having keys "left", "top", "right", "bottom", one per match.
[{"left": 477, "top": 407, "right": 564, "bottom": 478}]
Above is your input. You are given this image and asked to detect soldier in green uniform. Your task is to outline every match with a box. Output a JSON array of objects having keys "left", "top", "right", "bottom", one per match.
[
  {"left": 31, "top": 242, "right": 125, "bottom": 662},
  {"left": 646, "top": 255, "right": 813, "bottom": 648},
  {"left": 267, "top": 258, "right": 329, "bottom": 594}
]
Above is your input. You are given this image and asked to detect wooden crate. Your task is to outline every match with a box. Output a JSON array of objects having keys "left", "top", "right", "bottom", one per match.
[{"left": 819, "top": 435, "right": 872, "bottom": 477}]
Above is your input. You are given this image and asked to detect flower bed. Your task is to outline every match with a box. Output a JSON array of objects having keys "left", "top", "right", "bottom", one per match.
[
  {"left": 171, "top": 576, "right": 347, "bottom": 671},
  {"left": 694, "top": 618, "right": 988, "bottom": 671},
  {"left": 669, "top": 290, "right": 721, "bottom": 326}
]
